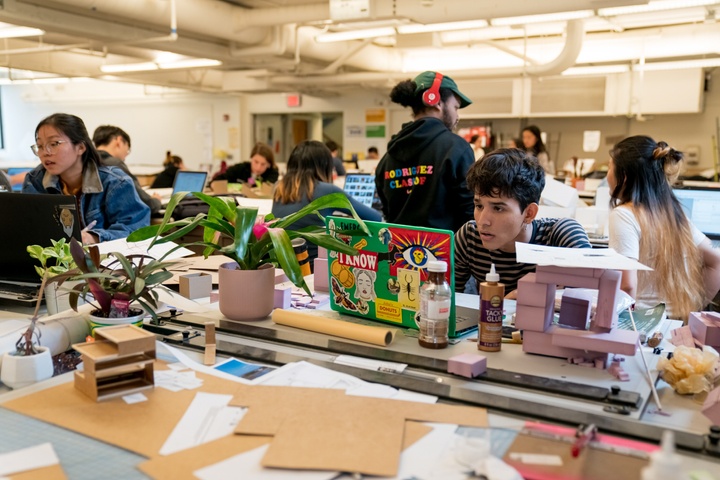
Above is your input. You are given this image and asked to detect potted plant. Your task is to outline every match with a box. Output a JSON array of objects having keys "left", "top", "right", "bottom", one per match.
[
  {"left": 0, "top": 276, "right": 54, "bottom": 389},
  {"left": 49, "top": 239, "right": 177, "bottom": 334},
  {"left": 27, "top": 238, "right": 83, "bottom": 315},
  {"left": 128, "top": 191, "right": 370, "bottom": 320}
]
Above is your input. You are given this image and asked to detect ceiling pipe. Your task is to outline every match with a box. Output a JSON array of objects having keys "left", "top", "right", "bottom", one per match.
[
  {"left": 230, "top": 26, "right": 287, "bottom": 58},
  {"left": 269, "top": 19, "right": 584, "bottom": 85}
]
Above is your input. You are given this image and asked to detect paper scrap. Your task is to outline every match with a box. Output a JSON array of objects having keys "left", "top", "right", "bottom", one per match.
[
  {"left": 123, "top": 392, "right": 148, "bottom": 404},
  {"left": 160, "top": 392, "right": 245, "bottom": 456},
  {"left": 508, "top": 452, "right": 563, "bottom": 466},
  {"left": 0, "top": 443, "right": 60, "bottom": 476},
  {"left": 334, "top": 354, "right": 407, "bottom": 373}
]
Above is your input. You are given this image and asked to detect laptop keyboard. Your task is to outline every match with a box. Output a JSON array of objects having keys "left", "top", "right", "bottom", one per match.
[{"left": 0, "top": 283, "right": 40, "bottom": 301}]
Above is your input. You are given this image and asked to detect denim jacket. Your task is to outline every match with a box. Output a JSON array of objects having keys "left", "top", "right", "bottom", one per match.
[{"left": 23, "top": 161, "right": 150, "bottom": 242}]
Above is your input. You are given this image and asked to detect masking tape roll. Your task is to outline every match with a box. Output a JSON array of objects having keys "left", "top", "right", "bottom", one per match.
[{"left": 272, "top": 309, "right": 395, "bottom": 347}]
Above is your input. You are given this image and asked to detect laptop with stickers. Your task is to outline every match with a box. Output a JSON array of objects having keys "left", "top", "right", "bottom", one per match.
[
  {"left": 324, "top": 216, "right": 478, "bottom": 337},
  {"left": 0, "top": 193, "right": 82, "bottom": 304}
]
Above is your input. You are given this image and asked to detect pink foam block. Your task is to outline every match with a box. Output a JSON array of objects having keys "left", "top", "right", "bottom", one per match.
[
  {"left": 702, "top": 385, "right": 720, "bottom": 425},
  {"left": 591, "top": 269, "right": 621, "bottom": 332},
  {"left": 313, "top": 258, "right": 329, "bottom": 292},
  {"left": 447, "top": 353, "right": 487, "bottom": 378},
  {"left": 670, "top": 326, "right": 696, "bottom": 348},
  {"left": 317, "top": 247, "right": 328, "bottom": 259},
  {"left": 515, "top": 303, "right": 554, "bottom": 333},
  {"left": 535, "top": 265, "right": 601, "bottom": 290},
  {"left": 689, "top": 312, "right": 720, "bottom": 348},
  {"left": 550, "top": 325, "right": 639, "bottom": 356},
  {"left": 273, "top": 286, "right": 292, "bottom": 309},
  {"left": 522, "top": 330, "right": 608, "bottom": 362},
  {"left": 275, "top": 269, "right": 289, "bottom": 285},
  {"left": 558, "top": 289, "right": 592, "bottom": 329},
  {"left": 516, "top": 273, "right": 555, "bottom": 308}
]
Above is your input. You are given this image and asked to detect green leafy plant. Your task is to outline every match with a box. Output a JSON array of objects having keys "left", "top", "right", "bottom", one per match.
[
  {"left": 48, "top": 238, "right": 177, "bottom": 321},
  {"left": 127, "top": 191, "right": 370, "bottom": 295},
  {"left": 27, "top": 238, "right": 77, "bottom": 278}
]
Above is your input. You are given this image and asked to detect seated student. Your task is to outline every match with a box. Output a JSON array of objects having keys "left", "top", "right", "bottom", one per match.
[
  {"left": 367, "top": 146, "right": 379, "bottom": 160},
  {"left": 93, "top": 124, "right": 162, "bottom": 216},
  {"left": 150, "top": 151, "right": 184, "bottom": 189},
  {"left": 272, "top": 140, "right": 382, "bottom": 260},
  {"left": 455, "top": 148, "right": 591, "bottom": 295},
  {"left": 214, "top": 142, "right": 279, "bottom": 185},
  {"left": 326, "top": 140, "right": 346, "bottom": 177},
  {"left": 22, "top": 113, "right": 149, "bottom": 244},
  {"left": 607, "top": 135, "right": 720, "bottom": 320}
]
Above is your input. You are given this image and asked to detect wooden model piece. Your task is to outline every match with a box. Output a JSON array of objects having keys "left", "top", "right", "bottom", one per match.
[
  {"left": 204, "top": 321, "right": 216, "bottom": 366},
  {"left": 72, "top": 324, "right": 156, "bottom": 402}
]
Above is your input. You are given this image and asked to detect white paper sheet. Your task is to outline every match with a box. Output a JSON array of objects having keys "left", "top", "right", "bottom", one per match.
[
  {"left": 0, "top": 443, "right": 60, "bottom": 476},
  {"left": 194, "top": 445, "right": 336, "bottom": 480},
  {"left": 515, "top": 243, "right": 652, "bottom": 271},
  {"left": 160, "top": 392, "right": 245, "bottom": 456},
  {"left": 95, "top": 237, "right": 195, "bottom": 260}
]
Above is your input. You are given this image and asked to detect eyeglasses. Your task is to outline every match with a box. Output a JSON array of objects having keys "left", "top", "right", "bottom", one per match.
[{"left": 31, "top": 140, "right": 67, "bottom": 156}]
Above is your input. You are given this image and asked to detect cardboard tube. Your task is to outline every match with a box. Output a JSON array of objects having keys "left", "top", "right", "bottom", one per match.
[{"left": 272, "top": 310, "right": 395, "bottom": 347}]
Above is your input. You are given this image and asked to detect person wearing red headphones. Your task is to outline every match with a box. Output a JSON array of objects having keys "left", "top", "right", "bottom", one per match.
[{"left": 374, "top": 71, "right": 475, "bottom": 232}]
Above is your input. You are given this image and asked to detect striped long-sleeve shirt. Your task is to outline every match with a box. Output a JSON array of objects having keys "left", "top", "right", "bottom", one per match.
[{"left": 454, "top": 217, "right": 592, "bottom": 293}]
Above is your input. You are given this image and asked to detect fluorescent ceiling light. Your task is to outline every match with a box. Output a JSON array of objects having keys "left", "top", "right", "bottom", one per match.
[
  {"left": 636, "top": 57, "right": 720, "bottom": 70},
  {"left": 397, "top": 19, "right": 489, "bottom": 34},
  {"left": 599, "top": 0, "right": 719, "bottom": 16},
  {"left": 562, "top": 65, "right": 631, "bottom": 75},
  {"left": 491, "top": 10, "right": 593, "bottom": 26},
  {"left": 158, "top": 58, "right": 221, "bottom": 69},
  {"left": 315, "top": 27, "right": 395, "bottom": 43},
  {"left": 0, "top": 26, "right": 45, "bottom": 39},
  {"left": 32, "top": 77, "right": 70, "bottom": 84},
  {"left": 100, "top": 62, "right": 159, "bottom": 73}
]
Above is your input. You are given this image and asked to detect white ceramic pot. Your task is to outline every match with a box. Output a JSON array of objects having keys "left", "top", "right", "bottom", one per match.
[
  {"left": 1, "top": 346, "right": 54, "bottom": 389},
  {"left": 218, "top": 262, "right": 275, "bottom": 321},
  {"left": 88, "top": 308, "right": 145, "bottom": 337},
  {"left": 45, "top": 280, "right": 83, "bottom": 316}
]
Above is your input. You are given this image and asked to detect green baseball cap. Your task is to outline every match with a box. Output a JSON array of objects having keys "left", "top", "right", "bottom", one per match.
[{"left": 413, "top": 71, "right": 472, "bottom": 108}]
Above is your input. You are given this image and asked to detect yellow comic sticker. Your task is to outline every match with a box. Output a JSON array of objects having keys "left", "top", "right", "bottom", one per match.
[
  {"left": 353, "top": 238, "right": 368, "bottom": 250},
  {"left": 376, "top": 298, "right": 402, "bottom": 323}
]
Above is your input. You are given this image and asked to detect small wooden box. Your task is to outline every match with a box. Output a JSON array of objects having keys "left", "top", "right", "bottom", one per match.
[
  {"left": 179, "top": 272, "right": 212, "bottom": 299},
  {"left": 72, "top": 325, "right": 156, "bottom": 402}
]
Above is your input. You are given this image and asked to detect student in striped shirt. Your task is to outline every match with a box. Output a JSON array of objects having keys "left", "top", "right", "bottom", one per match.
[{"left": 455, "top": 148, "right": 591, "bottom": 295}]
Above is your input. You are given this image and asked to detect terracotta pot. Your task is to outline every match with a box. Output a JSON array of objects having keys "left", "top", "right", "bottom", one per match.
[
  {"left": 1, "top": 346, "right": 54, "bottom": 389},
  {"left": 88, "top": 308, "right": 145, "bottom": 337},
  {"left": 219, "top": 262, "right": 275, "bottom": 320}
]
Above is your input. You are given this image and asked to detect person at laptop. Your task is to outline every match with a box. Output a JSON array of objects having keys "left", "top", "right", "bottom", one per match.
[
  {"left": 375, "top": 71, "right": 474, "bottom": 232},
  {"left": 326, "top": 140, "right": 346, "bottom": 177},
  {"left": 607, "top": 135, "right": 720, "bottom": 321},
  {"left": 454, "top": 148, "right": 591, "bottom": 295},
  {"left": 93, "top": 125, "right": 162, "bottom": 216},
  {"left": 272, "top": 140, "right": 381, "bottom": 261},
  {"left": 22, "top": 113, "right": 150, "bottom": 244},
  {"left": 150, "top": 151, "right": 185, "bottom": 188},
  {"left": 214, "top": 142, "right": 279, "bottom": 186}
]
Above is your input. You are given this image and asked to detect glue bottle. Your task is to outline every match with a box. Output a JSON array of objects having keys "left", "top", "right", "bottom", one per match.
[
  {"left": 418, "top": 260, "right": 450, "bottom": 349},
  {"left": 641, "top": 430, "right": 688, "bottom": 480},
  {"left": 478, "top": 264, "right": 504, "bottom": 352}
]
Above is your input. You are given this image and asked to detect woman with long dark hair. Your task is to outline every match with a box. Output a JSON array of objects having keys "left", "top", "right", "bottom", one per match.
[
  {"left": 607, "top": 135, "right": 720, "bottom": 320},
  {"left": 522, "top": 125, "right": 553, "bottom": 175},
  {"left": 272, "top": 140, "right": 381, "bottom": 260},
  {"left": 23, "top": 113, "right": 149, "bottom": 243}
]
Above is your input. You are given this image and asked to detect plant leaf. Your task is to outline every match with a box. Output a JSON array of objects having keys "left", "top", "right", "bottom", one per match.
[
  {"left": 273, "top": 192, "right": 371, "bottom": 236},
  {"left": 266, "top": 228, "right": 310, "bottom": 295}
]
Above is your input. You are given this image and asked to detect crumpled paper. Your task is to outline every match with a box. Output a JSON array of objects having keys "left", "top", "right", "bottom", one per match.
[{"left": 657, "top": 345, "right": 718, "bottom": 394}]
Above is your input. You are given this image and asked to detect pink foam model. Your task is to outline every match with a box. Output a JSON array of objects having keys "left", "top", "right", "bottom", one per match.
[
  {"left": 317, "top": 247, "right": 328, "bottom": 259},
  {"left": 516, "top": 273, "right": 555, "bottom": 308},
  {"left": 558, "top": 289, "right": 592, "bottom": 329},
  {"left": 591, "top": 270, "right": 621, "bottom": 332},
  {"left": 447, "top": 353, "right": 487, "bottom": 378},
  {"left": 515, "top": 303, "right": 554, "bottom": 332},
  {"left": 670, "top": 326, "right": 697, "bottom": 348},
  {"left": 314, "top": 258, "right": 329, "bottom": 292},
  {"left": 535, "top": 265, "right": 602, "bottom": 290},
  {"left": 689, "top": 312, "right": 720, "bottom": 348},
  {"left": 702, "top": 385, "right": 720, "bottom": 425},
  {"left": 522, "top": 330, "right": 609, "bottom": 362},
  {"left": 608, "top": 359, "right": 630, "bottom": 381},
  {"left": 550, "top": 325, "right": 638, "bottom": 355},
  {"left": 273, "top": 285, "right": 292, "bottom": 309}
]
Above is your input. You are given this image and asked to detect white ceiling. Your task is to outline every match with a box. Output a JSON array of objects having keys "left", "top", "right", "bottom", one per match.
[{"left": 0, "top": 0, "right": 718, "bottom": 95}]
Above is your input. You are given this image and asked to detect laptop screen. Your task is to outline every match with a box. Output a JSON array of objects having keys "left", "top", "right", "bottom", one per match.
[
  {"left": 172, "top": 171, "right": 208, "bottom": 197},
  {"left": 343, "top": 174, "right": 376, "bottom": 208},
  {"left": 673, "top": 186, "right": 720, "bottom": 240},
  {"left": 0, "top": 193, "right": 82, "bottom": 284}
]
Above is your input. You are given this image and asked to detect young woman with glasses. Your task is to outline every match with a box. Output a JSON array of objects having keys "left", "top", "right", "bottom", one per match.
[{"left": 22, "top": 113, "right": 149, "bottom": 244}]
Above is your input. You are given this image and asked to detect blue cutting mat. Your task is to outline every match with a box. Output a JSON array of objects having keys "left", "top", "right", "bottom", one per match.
[{"left": 0, "top": 407, "right": 148, "bottom": 479}]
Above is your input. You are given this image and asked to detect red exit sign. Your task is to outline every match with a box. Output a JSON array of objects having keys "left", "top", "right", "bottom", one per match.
[{"left": 287, "top": 93, "right": 302, "bottom": 107}]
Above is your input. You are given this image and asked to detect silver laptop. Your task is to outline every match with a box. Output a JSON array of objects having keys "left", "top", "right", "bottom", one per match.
[
  {"left": 343, "top": 173, "right": 376, "bottom": 208},
  {"left": 673, "top": 186, "right": 720, "bottom": 248},
  {"left": 172, "top": 170, "right": 208, "bottom": 197},
  {"left": 0, "top": 193, "right": 82, "bottom": 304}
]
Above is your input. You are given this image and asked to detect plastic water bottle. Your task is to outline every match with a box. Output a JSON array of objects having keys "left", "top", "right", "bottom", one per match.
[{"left": 418, "top": 260, "right": 450, "bottom": 349}]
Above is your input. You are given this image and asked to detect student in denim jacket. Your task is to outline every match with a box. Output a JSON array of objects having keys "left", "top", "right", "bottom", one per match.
[{"left": 23, "top": 113, "right": 149, "bottom": 244}]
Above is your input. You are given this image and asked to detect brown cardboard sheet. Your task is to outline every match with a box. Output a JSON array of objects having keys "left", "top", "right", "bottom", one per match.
[
  {"left": 11, "top": 464, "right": 66, "bottom": 480},
  {"left": 2, "top": 363, "right": 244, "bottom": 459}
]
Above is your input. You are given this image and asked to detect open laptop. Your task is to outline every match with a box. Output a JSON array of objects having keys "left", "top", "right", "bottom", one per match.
[
  {"left": 324, "top": 216, "right": 477, "bottom": 337},
  {"left": 343, "top": 174, "right": 376, "bottom": 209},
  {"left": 673, "top": 186, "right": 720, "bottom": 248},
  {"left": 0, "top": 193, "right": 82, "bottom": 304}
]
